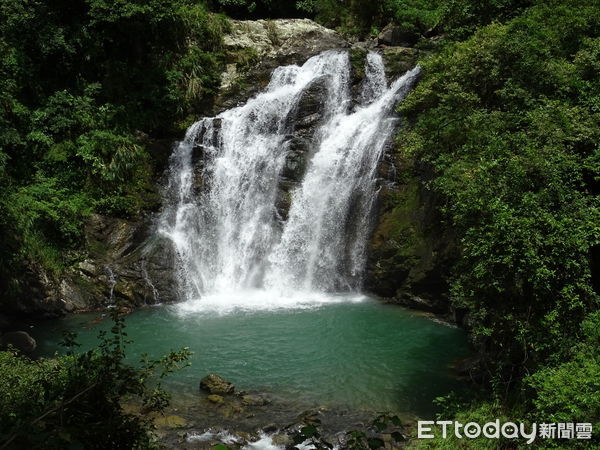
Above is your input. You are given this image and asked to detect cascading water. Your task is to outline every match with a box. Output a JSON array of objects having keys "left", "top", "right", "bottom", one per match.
[{"left": 159, "top": 50, "right": 420, "bottom": 312}]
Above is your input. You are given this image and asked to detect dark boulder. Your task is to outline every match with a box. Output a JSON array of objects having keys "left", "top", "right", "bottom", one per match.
[
  {"left": 275, "top": 76, "right": 330, "bottom": 221},
  {"left": 1, "top": 331, "right": 37, "bottom": 354},
  {"left": 291, "top": 76, "right": 328, "bottom": 136},
  {"left": 377, "top": 24, "right": 419, "bottom": 47}
]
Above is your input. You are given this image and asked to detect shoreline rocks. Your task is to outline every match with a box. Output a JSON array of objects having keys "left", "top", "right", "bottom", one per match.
[
  {"left": 200, "top": 374, "right": 235, "bottom": 395},
  {"left": 158, "top": 390, "right": 409, "bottom": 450}
]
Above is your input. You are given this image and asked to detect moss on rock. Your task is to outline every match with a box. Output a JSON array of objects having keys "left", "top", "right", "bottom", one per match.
[
  {"left": 366, "top": 150, "right": 457, "bottom": 313},
  {"left": 381, "top": 47, "right": 419, "bottom": 80}
]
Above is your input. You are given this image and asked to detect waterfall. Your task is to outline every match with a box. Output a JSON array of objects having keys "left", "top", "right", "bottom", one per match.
[
  {"left": 361, "top": 52, "right": 388, "bottom": 105},
  {"left": 159, "top": 50, "right": 420, "bottom": 312},
  {"left": 105, "top": 265, "right": 117, "bottom": 306}
]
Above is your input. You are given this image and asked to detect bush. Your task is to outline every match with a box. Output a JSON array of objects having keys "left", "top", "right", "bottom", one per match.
[{"left": 0, "top": 309, "right": 191, "bottom": 449}]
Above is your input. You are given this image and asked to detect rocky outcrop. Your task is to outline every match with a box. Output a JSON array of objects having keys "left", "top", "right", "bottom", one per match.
[
  {"left": 377, "top": 23, "right": 420, "bottom": 47},
  {"left": 200, "top": 374, "right": 235, "bottom": 395},
  {"left": 365, "top": 152, "right": 458, "bottom": 314},
  {"left": 4, "top": 213, "right": 179, "bottom": 317},
  {"left": 214, "top": 19, "right": 349, "bottom": 113},
  {"left": 381, "top": 47, "right": 419, "bottom": 82},
  {"left": 72, "top": 214, "right": 178, "bottom": 308}
]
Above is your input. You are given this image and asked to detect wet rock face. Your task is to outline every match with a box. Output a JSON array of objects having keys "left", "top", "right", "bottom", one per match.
[
  {"left": 70, "top": 214, "right": 179, "bottom": 309},
  {"left": 275, "top": 76, "right": 329, "bottom": 221},
  {"left": 87, "top": 215, "right": 178, "bottom": 305},
  {"left": 6, "top": 213, "right": 180, "bottom": 316},
  {"left": 364, "top": 158, "right": 458, "bottom": 315}
]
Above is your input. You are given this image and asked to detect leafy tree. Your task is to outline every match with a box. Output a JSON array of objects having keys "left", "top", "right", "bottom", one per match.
[
  {"left": 394, "top": 0, "right": 600, "bottom": 432},
  {"left": 0, "top": 0, "right": 227, "bottom": 294}
]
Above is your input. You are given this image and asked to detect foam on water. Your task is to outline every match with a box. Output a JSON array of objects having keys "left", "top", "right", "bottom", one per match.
[{"left": 173, "top": 291, "right": 367, "bottom": 316}]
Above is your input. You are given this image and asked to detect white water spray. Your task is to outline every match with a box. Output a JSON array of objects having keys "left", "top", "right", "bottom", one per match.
[{"left": 159, "top": 50, "right": 419, "bottom": 312}]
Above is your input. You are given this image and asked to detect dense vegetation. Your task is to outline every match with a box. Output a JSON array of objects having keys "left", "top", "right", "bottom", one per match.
[
  {"left": 0, "top": 308, "right": 191, "bottom": 448},
  {"left": 0, "top": 0, "right": 227, "bottom": 293},
  {"left": 1, "top": 0, "right": 598, "bottom": 447},
  {"left": 208, "top": 0, "right": 534, "bottom": 38},
  {"left": 394, "top": 0, "right": 600, "bottom": 445}
]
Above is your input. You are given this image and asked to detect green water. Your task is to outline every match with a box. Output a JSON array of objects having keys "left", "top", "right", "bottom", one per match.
[{"left": 30, "top": 297, "right": 469, "bottom": 417}]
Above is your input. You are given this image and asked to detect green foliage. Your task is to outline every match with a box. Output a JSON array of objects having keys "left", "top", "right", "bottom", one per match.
[
  {"left": 411, "top": 401, "right": 515, "bottom": 449},
  {"left": 384, "top": 0, "right": 443, "bottom": 35},
  {"left": 422, "top": 313, "right": 600, "bottom": 448},
  {"left": 527, "top": 312, "right": 600, "bottom": 426},
  {"left": 394, "top": 0, "right": 600, "bottom": 432},
  {"left": 0, "top": 0, "right": 226, "bottom": 292},
  {"left": 0, "top": 307, "right": 192, "bottom": 449},
  {"left": 305, "top": 0, "right": 533, "bottom": 38},
  {"left": 210, "top": 0, "right": 308, "bottom": 18}
]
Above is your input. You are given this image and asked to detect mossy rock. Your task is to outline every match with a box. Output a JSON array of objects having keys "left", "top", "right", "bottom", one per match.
[
  {"left": 381, "top": 47, "right": 419, "bottom": 80},
  {"left": 366, "top": 154, "right": 457, "bottom": 310},
  {"left": 368, "top": 181, "right": 430, "bottom": 296},
  {"left": 208, "top": 394, "right": 225, "bottom": 405},
  {"left": 154, "top": 415, "right": 187, "bottom": 429}
]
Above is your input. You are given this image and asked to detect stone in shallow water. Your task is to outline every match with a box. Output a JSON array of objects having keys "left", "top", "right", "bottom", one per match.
[
  {"left": 207, "top": 394, "right": 225, "bottom": 405},
  {"left": 263, "top": 423, "right": 278, "bottom": 433},
  {"left": 154, "top": 415, "right": 187, "bottom": 429},
  {"left": 272, "top": 434, "right": 292, "bottom": 446},
  {"left": 241, "top": 394, "right": 270, "bottom": 406},
  {"left": 200, "top": 374, "right": 235, "bottom": 395}
]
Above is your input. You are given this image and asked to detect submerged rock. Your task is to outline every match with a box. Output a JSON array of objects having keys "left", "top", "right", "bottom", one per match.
[
  {"left": 207, "top": 394, "right": 225, "bottom": 405},
  {"left": 271, "top": 434, "right": 292, "bottom": 446},
  {"left": 200, "top": 374, "right": 235, "bottom": 395},
  {"left": 155, "top": 415, "right": 188, "bottom": 429},
  {"left": 242, "top": 394, "right": 270, "bottom": 407}
]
